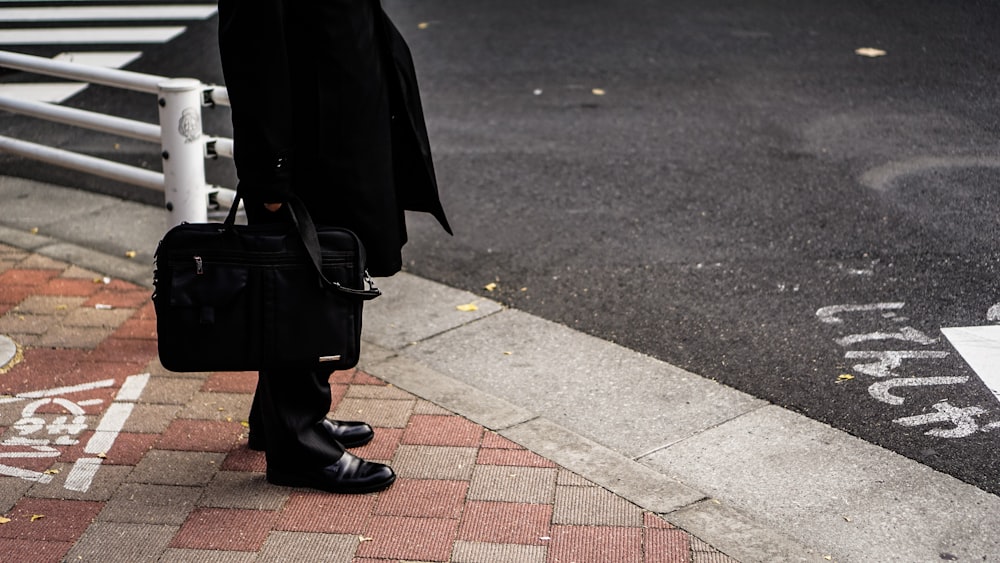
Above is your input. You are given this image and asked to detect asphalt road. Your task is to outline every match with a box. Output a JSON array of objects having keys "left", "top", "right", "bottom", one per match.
[{"left": 2, "top": 0, "right": 999, "bottom": 495}]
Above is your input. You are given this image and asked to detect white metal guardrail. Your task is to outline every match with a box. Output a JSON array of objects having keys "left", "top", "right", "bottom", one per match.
[{"left": 0, "top": 49, "right": 234, "bottom": 226}]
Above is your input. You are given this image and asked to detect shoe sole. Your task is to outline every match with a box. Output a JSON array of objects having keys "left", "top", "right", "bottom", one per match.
[{"left": 266, "top": 471, "right": 396, "bottom": 495}]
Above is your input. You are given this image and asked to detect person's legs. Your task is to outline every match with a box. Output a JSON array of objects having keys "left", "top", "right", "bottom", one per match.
[
  {"left": 255, "top": 368, "right": 343, "bottom": 469},
  {"left": 254, "top": 367, "right": 394, "bottom": 494},
  {"left": 248, "top": 374, "right": 374, "bottom": 451}
]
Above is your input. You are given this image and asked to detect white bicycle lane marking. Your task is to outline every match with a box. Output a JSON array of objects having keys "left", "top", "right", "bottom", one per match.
[
  {"left": 0, "top": 373, "right": 150, "bottom": 491},
  {"left": 817, "top": 302, "right": 1000, "bottom": 439}
]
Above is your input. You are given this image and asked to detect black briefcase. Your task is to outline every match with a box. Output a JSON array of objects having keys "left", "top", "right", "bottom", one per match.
[{"left": 152, "top": 195, "right": 380, "bottom": 372}]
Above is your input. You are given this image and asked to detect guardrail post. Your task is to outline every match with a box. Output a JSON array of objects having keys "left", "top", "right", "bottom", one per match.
[{"left": 157, "top": 78, "right": 207, "bottom": 226}]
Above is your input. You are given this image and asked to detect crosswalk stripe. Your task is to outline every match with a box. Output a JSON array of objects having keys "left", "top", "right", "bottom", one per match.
[
  {"left": 942, "top": 326, "right": 1000, "bottom": 405},
  {"left": 0, "top": 51, "right": 145, "bottom": 102},
  {"left": 0, "top": 83, "right": 87, "bottom": 103},
  {"left": 53, "top": 50, "right": 142, "bottom": 68},
  {"left": 0, "top": 5, "right": 217, "bottom": 22},
  {"left": 0, "top": 26, "right": 186, "bottom": 45}
]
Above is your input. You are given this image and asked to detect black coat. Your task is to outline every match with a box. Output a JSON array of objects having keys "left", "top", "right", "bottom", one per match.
[{"left": 218, "top": 0, "right": 451, "bottom": 276}]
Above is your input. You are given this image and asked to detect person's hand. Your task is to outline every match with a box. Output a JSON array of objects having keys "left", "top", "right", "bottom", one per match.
[{"left": 264, "top": 202, "right": 283, "bottom": 212}]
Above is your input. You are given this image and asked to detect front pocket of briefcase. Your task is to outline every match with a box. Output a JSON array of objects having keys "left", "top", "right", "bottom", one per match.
[
  {"left": 158, "top": 257, "right": 259, "bottom": 371},
  {"left": 269, "top": 260, "right": 361, "bottom": 370}
]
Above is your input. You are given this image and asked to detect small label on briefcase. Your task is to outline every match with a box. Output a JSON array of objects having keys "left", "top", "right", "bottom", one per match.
[{"left": 319, "top": 355, "right": 342, "bottom": 362}]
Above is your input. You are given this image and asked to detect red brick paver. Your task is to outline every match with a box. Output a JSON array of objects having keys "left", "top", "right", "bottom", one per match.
[{"left": 0, "top": 246, "right": 738, "bottom": 562}]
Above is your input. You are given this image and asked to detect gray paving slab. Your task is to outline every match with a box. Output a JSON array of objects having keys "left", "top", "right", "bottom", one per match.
[
  {"left": 451, "top": 541, "right": 547, "bottom": 563},
  {"left": 0, "top": 176, "right": 167, "bottom": 265},
  {"left": 641, "top": 405, "right": 1000, "bottom": 563},
  {"left": 0, "top": 476, "right": 33, "bottom": 513},
  {"left": 0, "top": 224, "right": 54, "bottom": 251},
  {"left": 158, "top": 548, "right": 256, "bottom": 563},
  {"left": 467, "top": 465, "right": 558, "bottom": 504},
  {"left": 400, "top": 308, "right": 767, "bottom": 458},
  {"left": 552, "top": 485, "right": 644, "bottom": 527},
  {"left": 98, "top": 483, "right": 200, "bottom": 525},
  {"left": 127, "top": 450, "right": 225, "bottom": 486},
  {"left": 363, "top": 271, "right": 503, "bottom": 349},
  {"left": 256, "top": 531, "right": 358, "bottom": 562},
  {"left": 666, "top": 500, "right": 820, "bottom": 563},
  {"left": 500, "top": 417, "right": 705, "bottom": 515},
  {"left": 64, "top": 522, "right": 178, "bottom": 562},
  {"left": 367, "top": 355, "right": 536, "bottom": 430},
  {"left": 35, "top": 242, "right": 152, "bottom": 287},
  {"left": 199, "top": 471, "right": 287, "bottom": 511}
]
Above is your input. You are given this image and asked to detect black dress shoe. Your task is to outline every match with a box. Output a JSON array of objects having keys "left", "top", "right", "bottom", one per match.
[
  {"left": 247, "top": 419, "right": 375, "bottom": 451},
  {"left": 266, "top": 451, "right": 396, "bottom": 494}
]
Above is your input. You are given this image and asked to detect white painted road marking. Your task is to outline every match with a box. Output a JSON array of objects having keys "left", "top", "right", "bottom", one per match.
[
  {"left": 0, "top": 5, "right": 217, "bottom": 22},
  {"left": 942, "top": 326, "right": 1000, "bottom": 405},
  {"left": 0, "top": 26, "right": 186, "bottom": 45},
  {"left": 0, "top": 378, "right": 115, "bottom": 404},
  {"left": 0, "top": 52, "right": 142, "bottom": 102},
  {"left": 0, "top": 374, "right": 149, "bottom": 491},
  {"left": 65, "top": 373, "right": 149, "bottom": 492},
  {"left": 54, "top": 50, "right": 142, "bottom": 68}
]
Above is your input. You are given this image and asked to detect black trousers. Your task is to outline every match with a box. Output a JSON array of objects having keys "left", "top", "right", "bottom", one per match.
[{"left": 248, "top": 368, "right": 344, "bottom": 469}]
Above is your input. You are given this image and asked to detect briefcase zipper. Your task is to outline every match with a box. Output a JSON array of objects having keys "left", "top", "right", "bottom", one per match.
[{"left": 169, "top": 251, "right": 354, "bottom": 268}]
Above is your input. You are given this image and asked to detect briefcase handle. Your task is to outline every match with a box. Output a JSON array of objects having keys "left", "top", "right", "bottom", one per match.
[{"left": 224, "top": 193, "right": 382, "bottom": 301}]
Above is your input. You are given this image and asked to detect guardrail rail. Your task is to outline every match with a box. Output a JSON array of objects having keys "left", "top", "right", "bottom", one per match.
[{"left": 0, "top": 49, "right": 234, "bottom": 226}]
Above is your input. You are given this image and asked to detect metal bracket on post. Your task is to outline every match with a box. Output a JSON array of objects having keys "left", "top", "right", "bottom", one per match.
[{"left": 158, "top": 78, "right": 208, "bottom": 227}]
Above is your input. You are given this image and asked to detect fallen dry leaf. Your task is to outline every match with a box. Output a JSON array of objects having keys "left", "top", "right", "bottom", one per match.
[
  {"left": 29, "top": 227, "right": 39, "bottom": 235},
  {"left": 417, "top": 22, "right": 429, "bottom": 29},
  {"left": 30, "top": 514, "right": 44, "bottom": 522},
  {"left": 124, "top": 250, "right": 137, "bottom": 259},
  {"left": 592, "top": 88, "right": 606, "bottom": 96},
  {"left": 855, "top": 47, "right": 886, "bottom": 58},
  {"left": 456, "top": 302, "right": 479, "bottom": 312},
  {"left": 43, "top": 469, "right": 60, "bottom": 475},
  {"left": 837, "top": 374, "right": 855, "bottom": 382},
  {"left": 0, "top": 517, "right": 10, "bottom": 524},
  {"left": 484, "top": 282, "right": 497, "bottom": 292}
]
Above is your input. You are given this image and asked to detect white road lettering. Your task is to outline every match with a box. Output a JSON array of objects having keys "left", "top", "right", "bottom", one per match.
[
  {"left": 817, "top": 301, "right": 1000, "bottom": 439},
  {"left": 869, "top": 377, "right": 969, "bottom": 405},
  {"left": 893, "top": 401, "right": 988, "bottom": 438},
  {"left": 845, "top": 351, "right": 950, "bottom": 378},
  {"left": 816, "top": 302, "right": 905, "bottom": 324},
  {"left": 835, "top": 326, "right": 938, "bottom": 347},
  {"left": 0, "top": 373, "right": 149, "bottom": 491}
]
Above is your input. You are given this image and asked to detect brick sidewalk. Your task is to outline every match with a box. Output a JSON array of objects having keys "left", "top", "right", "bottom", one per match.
[{"left": 0, "top": 243, "right": 737, "bottom": 562}]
